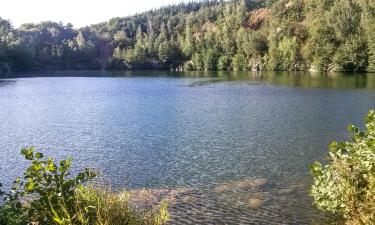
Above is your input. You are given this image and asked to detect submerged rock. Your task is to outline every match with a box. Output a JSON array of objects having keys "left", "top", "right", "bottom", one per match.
[
  {"left": 214, "top": 178, "right": 270, "bottom": 193},
  {"left": 277, "top": 183, "right": 305, "bottom": 195},
  {"left": 308, "top": 65, "right": 319, "bottom": 72},
  {"left": 214, "top": 178, "right": 270, "bottom": 210},
  {"left": 248, "top": 197, "right": 264, "bottom": 209},
  {"left": 128, "top": 187, "right": 195, "bottom": 208}
]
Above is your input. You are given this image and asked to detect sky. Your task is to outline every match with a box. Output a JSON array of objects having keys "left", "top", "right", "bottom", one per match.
[{"left": 0, "top": 0, "right": 184, "bottom": 28}]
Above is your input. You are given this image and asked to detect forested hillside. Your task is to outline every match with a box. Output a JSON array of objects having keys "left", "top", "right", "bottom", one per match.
[{"left": 0, "top": 0, "right": 374, "bottom": 74}]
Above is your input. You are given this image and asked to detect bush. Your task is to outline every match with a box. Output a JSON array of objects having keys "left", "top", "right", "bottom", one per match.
[
  {"left": 0, "top": 203, "right": 27, "bottom": 225},
  {"left": 310, "top": 110, "right": 375, "bottom": 225},
  {"left": 0, "top": 147, "right": 169, "bottom": 225},
  {"left": 72, "top": 187, "right": 169, "bottom": 225}
]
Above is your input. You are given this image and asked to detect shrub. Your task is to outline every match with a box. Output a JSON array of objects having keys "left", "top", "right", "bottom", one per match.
[
  {"left": 74, "top": 187, "right": 169, "bottom": 225},
  {"left": 0, "top": 147, "right": 169, "bottom": 225},
  {"left": 0, "top": 202, "right": 27, "bottom": 225},
  {"left": 310, "top": 110, "right": 375, "bottom": 225}
]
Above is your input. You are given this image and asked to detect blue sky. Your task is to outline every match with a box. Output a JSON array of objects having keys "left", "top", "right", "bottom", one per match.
[{"left": 0, "top": 0, "right": 184, "bottom": 28}]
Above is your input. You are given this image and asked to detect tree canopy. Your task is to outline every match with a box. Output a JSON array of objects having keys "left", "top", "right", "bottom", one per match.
[{"left": 0, "top": 0, "right": 374, "bottom": 75}]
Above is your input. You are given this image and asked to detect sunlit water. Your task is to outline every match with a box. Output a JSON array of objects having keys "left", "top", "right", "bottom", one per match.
[{"left": 1, "top": 71, "right": 374, "bottom": 224}]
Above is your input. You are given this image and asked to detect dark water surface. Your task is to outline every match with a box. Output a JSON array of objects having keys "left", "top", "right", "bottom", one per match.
[{"left": 1, "top": 71, "right": 374, "bottom": 224}]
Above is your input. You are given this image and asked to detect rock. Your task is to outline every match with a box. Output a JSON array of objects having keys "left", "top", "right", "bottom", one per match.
[
  {"left": 248, "top": 198, "right": 264, "bottom": 209},
  {"left": 278, "top": 181, "right": 306, "bottom": 195},
  {"left": 214, "top": 178, "right": 270, "bottom": 193},
  {"left": 308, "top": 65, "right": 319, "bottom": 72},
  {"left": 278, "top": 188, "right": 296, "bottom": 195},
  {"left": 128, "top": 187, "right": 194, "bottom": 208}
]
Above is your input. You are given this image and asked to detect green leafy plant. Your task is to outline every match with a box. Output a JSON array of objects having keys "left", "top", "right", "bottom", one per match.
[
  {"left": 310, "top": 110, "right": 375, "bottom": 225},
  {"left": 0, "top": 147, "right": 170, "bottom": 225},
  {"left": 0, "top": 203, "right": 27, "bottom": 225},
  {"left": 6, "top": 147, "right": 96, "bottom": 224}
]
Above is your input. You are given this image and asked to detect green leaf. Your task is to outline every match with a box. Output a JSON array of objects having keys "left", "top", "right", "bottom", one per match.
[
  {"left": 35, "top": 152, "right": 43, "bottom": 159},
  {"left": 48, "top": 161, "right": 56, "bottom": 172},
  {"left": 25, "top": 181, "right": 35, "bottom": 191},
  {"left": 14, "top": 177, "right": 21, "bottom": 183},
  {"left": 21, "top": 147, "right": 35, "bottom": 160},
  {"left": 53, "top": 216, "right": 63, "bottom": 224},
  {"left": 32, "top": 162, "right": 42, "bottom": 171},
  {"left": 347, "top": 124, "right": 355, "bottom": 132},
  {"left": 329, "top": 141, "right": 337, "bottom": 151}
]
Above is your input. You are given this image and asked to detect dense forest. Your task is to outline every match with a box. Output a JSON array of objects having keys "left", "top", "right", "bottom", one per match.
[{"left": 0, "top": 0, "right": 374, "bottom": 75}]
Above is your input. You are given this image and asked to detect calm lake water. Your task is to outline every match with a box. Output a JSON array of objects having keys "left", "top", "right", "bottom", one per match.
[{"left": 1, "top": 71, "right": 374, "bottom": 224}]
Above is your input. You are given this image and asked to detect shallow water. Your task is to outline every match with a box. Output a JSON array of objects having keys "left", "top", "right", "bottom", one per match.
[{"left": 1, "top": 71, "right": 374, "bottom": 224}]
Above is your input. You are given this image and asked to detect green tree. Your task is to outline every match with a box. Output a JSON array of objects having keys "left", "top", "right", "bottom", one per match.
[
  {"left": 203, "top": 48, "right": 218, "bottom": 71},
  {"left": 232, "top": 52, "right": 247, "bottom": 71},
  {"left": 158, "top": 39, "right": 182, "bottom": 67},
  {"left": 307, "top": 17, "right": 337, "bottom": 71},
  {"left": 217, "top": 55, "right": 231, "bottom": 71},
  {"left": 248, "top": 33, "right": 268, "bottom": 56},
  {"left": 366, "top": 24, "right": 375, "bottom": 72},
  {"left": 0, "top": 0, "right": 374, "bottom": 73},
  {"left": 333, "top": 35, "right": 368, "bottom": 72},
  {"left": 124, "top": 26, "right": 148, "bottom": 68},
  {"left": 181, "top": 15, "right": 194, "bottom": 57},
  {"left": 328, "top": 0, "right": 362, "bottom": 42},
  {"left": 360, "top": 1, "right": 375, "bottom": 72},
  {"left": 278, "top": 36, "right": 298, "bottom": 70},
  {"left": 191, "top": 52, "right": 204, "bottom": 70}
]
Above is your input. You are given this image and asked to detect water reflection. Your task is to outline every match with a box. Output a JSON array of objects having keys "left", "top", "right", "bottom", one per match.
[
  {"left": 7, "top": 71, "right": 375, "bottom": 89},
  {"left": 0, "top": 80, "right": 16, "bottom": 87},
  {"left": 184, "top": 71, "right": 375, "bottom": 89}
]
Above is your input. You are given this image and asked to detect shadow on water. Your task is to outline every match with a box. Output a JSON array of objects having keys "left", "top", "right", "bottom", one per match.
[
  {"left": 185, "top": 71, "right": 375, "bottom": 89},
  {"left": 9, "top": 70, "right": 374, "bottom": 89},
  {"left": 0, "top": 80, "right": 16, "bottom": 87},
  {"left": 3, "top": 70, "right": 374, "bottom": 88}
]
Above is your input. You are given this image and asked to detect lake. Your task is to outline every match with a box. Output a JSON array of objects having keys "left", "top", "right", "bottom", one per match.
[{"left": 1, "top": 71, "right": 374, "bottom": 224}]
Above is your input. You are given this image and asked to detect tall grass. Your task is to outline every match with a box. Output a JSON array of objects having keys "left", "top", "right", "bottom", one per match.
[{"left": 74, "top": 187, "right": 169, "bottom": 225}]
